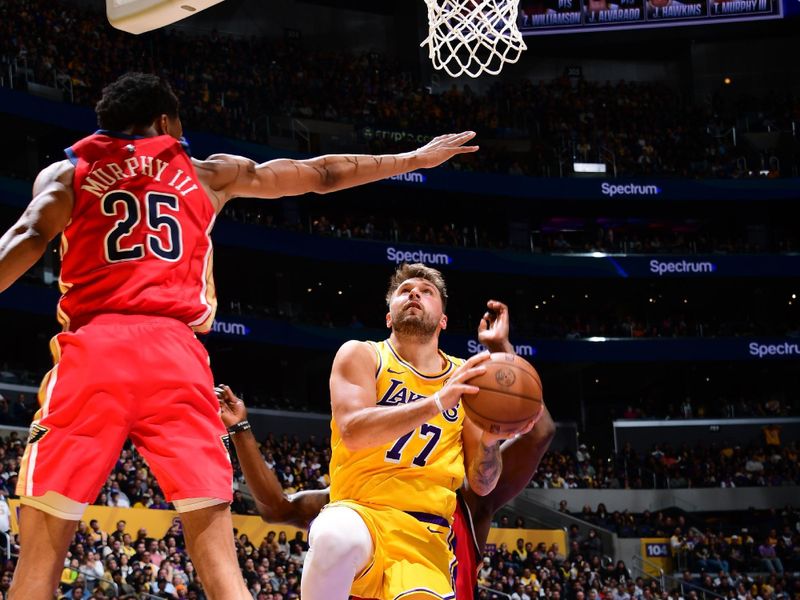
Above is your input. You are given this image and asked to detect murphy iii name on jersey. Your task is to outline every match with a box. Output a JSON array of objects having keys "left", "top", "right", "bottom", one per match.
[{"left": 81, "top": 156, "right": 200, "bottom": 198}]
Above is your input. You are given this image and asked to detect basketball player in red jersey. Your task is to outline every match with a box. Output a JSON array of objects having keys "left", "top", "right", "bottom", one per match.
[
  {"left": 217, "top": 299, "right": 555, "bottom": 599},
  {"left": 0, "top": 72, "right": 478, "bottom": 600},
  {"left": 450, "top": 406, "right": 554, "bottom": 599}
]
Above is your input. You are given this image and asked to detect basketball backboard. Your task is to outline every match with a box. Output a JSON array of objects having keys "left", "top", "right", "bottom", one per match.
[{"left": 106, "top": 0, "right": 226, "bottom": 34}]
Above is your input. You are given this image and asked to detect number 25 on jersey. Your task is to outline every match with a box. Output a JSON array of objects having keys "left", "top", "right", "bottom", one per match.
[{"left": 102, "top": 190, "right": 183, "bottom": 263}]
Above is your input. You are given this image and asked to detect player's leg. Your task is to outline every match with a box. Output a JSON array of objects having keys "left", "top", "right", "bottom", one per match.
[
  {"left": 177, "top": 500, "right": 252, "bottom": 600},
  {"left": 129, "top": 318, "right": 249, "bottom": 599},
  {"left": 8, "top": 500, "right": 81, "bottom": 600},
  {"left": 301, "top": 505, "right": 374, "bottom": 600},
  {"left": 10, "top": 328, "right": 133, "bottom": 600},
  {"left": 380, "top": 511, "right": 457, "bottom": 600}
]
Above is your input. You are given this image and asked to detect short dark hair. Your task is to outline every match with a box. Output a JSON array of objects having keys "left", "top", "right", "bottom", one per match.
[
  {"left": 385, "top": 263, "right": 448, "bottom": 311},
  {"left": 95, "top": 72, "right": 179, "bottom": 131}
]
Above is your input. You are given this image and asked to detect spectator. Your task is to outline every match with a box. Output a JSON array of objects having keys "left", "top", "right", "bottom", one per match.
[
  {"left": 758, "top": 537, "right": 784, "bottom": 574},
  {"left": 582, "top": 529, "right": 604, "bottom": 560}
]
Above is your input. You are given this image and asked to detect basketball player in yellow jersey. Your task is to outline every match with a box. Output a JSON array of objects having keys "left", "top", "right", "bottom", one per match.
[{"left": 301, "top": 262, "right": 536, "bottom": 600}]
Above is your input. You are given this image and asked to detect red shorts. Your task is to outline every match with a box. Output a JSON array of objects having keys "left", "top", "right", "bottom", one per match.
[{"left": 16, "top": 314, "right": 232, "bottom": 504}]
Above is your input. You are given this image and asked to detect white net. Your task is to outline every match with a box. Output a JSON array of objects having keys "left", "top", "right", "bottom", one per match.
[{"left": 421, "top": 0, "right": 527, "bottom": 79}]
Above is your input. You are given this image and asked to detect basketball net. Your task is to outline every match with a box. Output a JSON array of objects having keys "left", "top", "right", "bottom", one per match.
[
  {"left": 106, "top": 0, "right": 225, "bottom": 34},
  {"left": 421, "top": 0, "right": 527, "bottom": 78}
]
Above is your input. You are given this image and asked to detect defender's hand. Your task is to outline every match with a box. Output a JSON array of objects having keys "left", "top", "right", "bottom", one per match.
[
  {"left": 216, "top": 384, "right": 248, "bottom": 428},
  {"left": 478, "top": 417, "right": 537, "bottom": 446},
  {"left": 414, "top": 132, "right": 479, "bottom": 169},
  {"left": 477, "top": 299, "right": 511, "bottom": 351}
]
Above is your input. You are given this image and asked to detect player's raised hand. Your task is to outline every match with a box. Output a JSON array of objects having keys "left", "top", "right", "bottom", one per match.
[
  {"left": 215, "top": 384, "right": 248, "bottom": 428},
  {"left": 477, "top": 299, "right": 512, "bottom": 352},
  {"left": 413, "top": 131, "right": 479, "bottom": 169},
  {"left": 478, "top": 300, "right": 509, "bottom": 350}
]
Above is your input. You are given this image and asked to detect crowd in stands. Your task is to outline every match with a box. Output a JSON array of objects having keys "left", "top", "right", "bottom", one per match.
[
  {"left": 0, "top": 495, "right": 308, "bottom": 598},
  {"left": 2, "top": 429, "right": 798, "bottom": 523},
  {"left": 666, "top": 518, "right": 800, "bottom": 576},
  {"left": 617, "top": 398, "right": 797, "bottom": 421},
  {"left": 84, "top": 434, "right": 332, "bottom": 515},
  {"left": 221, "top": 288, "right": 800, "bottom": 341},
  {"left": 0, "top": 432, "right": 314, "bottom": 598},
  {"left": 2, "top": 0, "right": 799, "bottom": 179},
  {"left": 530, "top": 440, "right": 800, "bottom": 492},
  {"left": 1, "top": 393, "right": 797, "bottom": 514},
  {"left": 0, "top": 426, "right": 797, "bottom": 522},
  {"left": 1, "top": 428, "right": 799, "bottom": 598},
  {"left": 478, "top": 523, "right": 799, "bottom": 599},
  {"left": 1, "top": 492, "right": 795, "bottom": 599},
  {"left": 0, "top": 388, "right": 36, "bottom": 427},
  {"left": 287, "top": 212, "right": 800, "bottom": 256},
  {"left": 220, "top": 203, "right": 800, "bottom": 259}
]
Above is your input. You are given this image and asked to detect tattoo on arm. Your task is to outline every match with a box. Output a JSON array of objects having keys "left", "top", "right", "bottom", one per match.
[
  {"left": 311, "top": 165, "right": 329, "bottom": 184},
  {"left": 473, "top": 440, "right": 502, "bottom": 491}
]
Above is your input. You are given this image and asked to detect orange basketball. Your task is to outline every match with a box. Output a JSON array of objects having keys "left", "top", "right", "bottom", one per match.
[{"left": 462, "top": 352, "right": 544, "bottom": 435}]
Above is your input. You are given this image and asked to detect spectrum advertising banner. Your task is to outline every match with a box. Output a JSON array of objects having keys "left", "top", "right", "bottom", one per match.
[
  {"left": 211, "top": 222, "right": 800, "bottom": 280},
  {"left": 376, "top": 170, "right": 800, "bottom": 202},
  {"left": 1, "top": 284, "right": 798, "bottom": 363},
  {"left": 204, "top": 317, "right": 800, "bottom": 363}
]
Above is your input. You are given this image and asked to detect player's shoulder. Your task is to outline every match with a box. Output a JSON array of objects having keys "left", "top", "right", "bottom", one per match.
[
  {"left": 191, "top": 154, "right": 256, "bottom": 201},
  {"left": 194, "top": 153, "right": 255, "bottom": 171},
  {"left": 336, "top": 339, "right": 377, "bottom": 359},
  {"left": 38, "top": 159, "right": 75, "bottom": 182},
  {"left": 333, "top": 340, "right": 380, "bottom": 372},
  {"left": 34, "top": 159, "right": 75, "bottom": 193}
]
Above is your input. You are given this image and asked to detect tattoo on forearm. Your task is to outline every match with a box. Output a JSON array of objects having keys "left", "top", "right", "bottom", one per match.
[
  {"left": 311, "top": 165, "right": 329, "bottom": 184},
  {"left": 371, "top": 156, "right": 383, "bottom": 168},
  {"left": 473, "top": 441, "right": 501, "bottom": 491},
  {"left": 263, "top": 165, "right": 279, "bottom": 180}
]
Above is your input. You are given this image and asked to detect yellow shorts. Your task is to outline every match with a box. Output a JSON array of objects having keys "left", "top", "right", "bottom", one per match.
[{"left": 330, "top": 500, "right": 456, "bottom": 600}]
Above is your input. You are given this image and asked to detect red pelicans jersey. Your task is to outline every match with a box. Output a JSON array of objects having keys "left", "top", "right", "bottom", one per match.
[
  {"left": 453, "top": 492, "right": 481, "bottom": 600},
  {"left": 60, "top": 131, "right": 216, "bottom": 332}
]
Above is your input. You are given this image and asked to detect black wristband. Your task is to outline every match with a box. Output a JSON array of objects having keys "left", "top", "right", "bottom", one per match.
[{"left": 227, "top": 420, "right": 251, "bottom": 435}]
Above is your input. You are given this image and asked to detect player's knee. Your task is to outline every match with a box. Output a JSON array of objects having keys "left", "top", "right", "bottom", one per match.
[{"left": 308, "top": 507, "right": 372, "bottom": 571}]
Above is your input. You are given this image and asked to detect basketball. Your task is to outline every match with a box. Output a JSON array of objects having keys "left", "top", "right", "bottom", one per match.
[{"left": 461, "top": 352, "right": 544, "bottom": 435}]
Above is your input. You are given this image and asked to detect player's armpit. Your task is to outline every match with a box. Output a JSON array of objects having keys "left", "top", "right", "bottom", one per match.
[{"left": 26, "top": 160, "right": 75, "bottom": 241}]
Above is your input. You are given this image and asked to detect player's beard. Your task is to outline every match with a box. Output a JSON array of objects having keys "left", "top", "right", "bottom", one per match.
[{"left": 392, "top": 309, "right": 439, "bottom": 339}]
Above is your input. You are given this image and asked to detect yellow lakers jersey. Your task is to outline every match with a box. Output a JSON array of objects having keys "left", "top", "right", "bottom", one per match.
[{"left": 329, "top": 339, "right": 466, "bottom": 518}]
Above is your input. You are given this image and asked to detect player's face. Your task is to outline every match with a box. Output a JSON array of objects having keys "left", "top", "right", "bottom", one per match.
[{"left": 387, "top": 277, "right": 446, "bottom": 337}]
